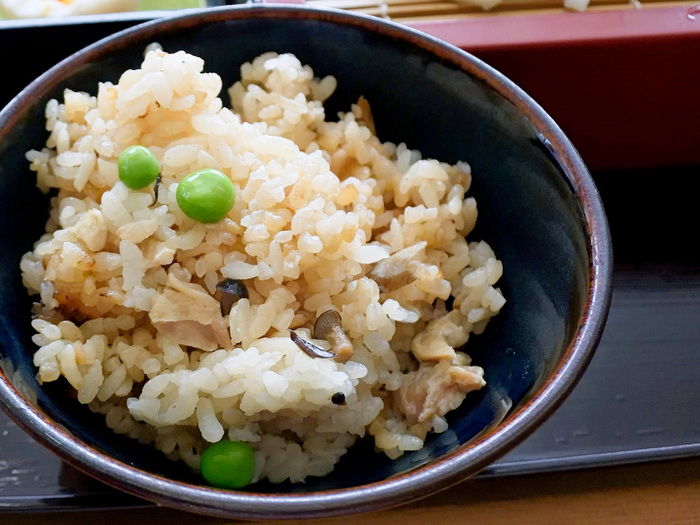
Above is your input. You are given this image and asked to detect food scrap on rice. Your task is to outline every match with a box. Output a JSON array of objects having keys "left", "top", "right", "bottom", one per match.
[{"left": 20, "top": 48, "right": 506, "bottom": 485}]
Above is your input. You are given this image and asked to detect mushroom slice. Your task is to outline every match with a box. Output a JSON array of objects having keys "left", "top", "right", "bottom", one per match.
[
  {"left": 368, "top": 242, "right": 426, "bottom": 293},
  {"left": 216, "top": 278, "right": 249, "bottom": 316},
  {"left": 289, "top": 329, "right": 336, "bottom": 359},
  {"left": 314, "top": 310, "right": 354, "bottom": 363}
]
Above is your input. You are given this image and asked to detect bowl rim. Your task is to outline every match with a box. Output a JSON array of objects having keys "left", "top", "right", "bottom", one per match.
[{"left": 0, "top": 4, "right": 613, "bottom": 519}]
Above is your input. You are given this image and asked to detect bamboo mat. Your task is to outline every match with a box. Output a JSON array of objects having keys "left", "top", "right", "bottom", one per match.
[{"left": 305, "top": 0, "right": 694, "bottom": 22}]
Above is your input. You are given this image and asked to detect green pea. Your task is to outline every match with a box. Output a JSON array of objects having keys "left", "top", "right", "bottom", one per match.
[
  {"left": 118, "top": 145, "right": 160, "bottom": 190},
  {"left": 176, "top": 168, "right": 235, "bottom": 223},
  {"left": 200, "top": 440, "right": 255, "bottom": 489}
]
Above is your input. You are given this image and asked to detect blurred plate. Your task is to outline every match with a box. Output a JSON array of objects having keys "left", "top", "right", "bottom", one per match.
[{"left": 0, "top": 1, "right": 245, "bottom": 26}]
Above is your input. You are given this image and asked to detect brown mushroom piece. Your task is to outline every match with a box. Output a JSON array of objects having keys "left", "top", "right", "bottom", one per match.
[
  {"left": 288, "top": 329, "right": 336, "bottom": 359},
  {"left": 216, "top": 278, "right": 249, "bottom": 316},
  {"left": 314, "top": 310, "right": 354, "bottom": 363}
]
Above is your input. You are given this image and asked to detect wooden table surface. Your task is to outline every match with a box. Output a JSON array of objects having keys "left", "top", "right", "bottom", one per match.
[{"left": 3, "top": 457, "right": 699, "bottom": 524}]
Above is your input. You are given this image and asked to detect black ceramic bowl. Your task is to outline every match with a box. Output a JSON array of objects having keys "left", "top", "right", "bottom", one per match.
[{"left": 0, "top": 5, "right": 612, "bottom": 519}]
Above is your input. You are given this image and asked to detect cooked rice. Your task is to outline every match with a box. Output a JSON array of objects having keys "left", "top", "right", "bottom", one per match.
[{"left": 20, "top": 49, "right": 505, "bottom": 483}]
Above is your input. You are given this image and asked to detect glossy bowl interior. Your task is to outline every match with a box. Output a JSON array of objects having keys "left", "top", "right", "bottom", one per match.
[{"left": 0, "top": 5, "right": 612, "bottom": 519}]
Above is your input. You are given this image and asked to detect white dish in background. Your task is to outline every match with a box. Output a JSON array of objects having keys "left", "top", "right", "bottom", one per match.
[
  {"left": 0, "top": 0, "right": 140, "bottom": 19},
  {"left": 0, "top": 0, "right": 222, "bottom": 24}
]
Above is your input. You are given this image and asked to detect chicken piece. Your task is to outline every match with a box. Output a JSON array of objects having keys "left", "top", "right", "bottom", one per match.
[
  {"left": 149, "top": 274, "right": 231, "bottom": 352},
  {"left": 411, "top": 310, "right": 472, "bottom": 362},
  {"left": 395, "top": 361, "right": 485, "bottom": 426},
  {"left": 70, "top": 209, "right": 107, "bottom": 252},
  {"left": 368, "top": 242, "right": 426, "bottom": 293}
]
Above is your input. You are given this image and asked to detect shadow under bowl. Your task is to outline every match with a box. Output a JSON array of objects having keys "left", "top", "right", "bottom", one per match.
[{"left": 0, "top": 5, "right": 612, "bottom": 519}]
